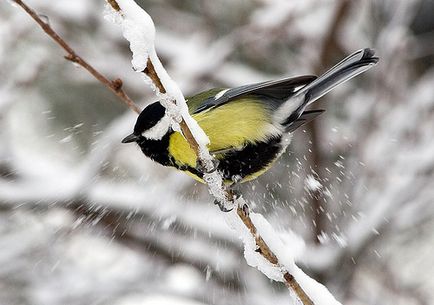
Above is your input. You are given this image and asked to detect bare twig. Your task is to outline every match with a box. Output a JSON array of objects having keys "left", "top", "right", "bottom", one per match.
[{"left": 13, "top": 0, "right": 141, "bottom": 114}]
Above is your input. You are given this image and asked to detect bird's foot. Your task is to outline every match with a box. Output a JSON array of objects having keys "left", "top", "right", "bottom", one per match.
[
  {"left": 214, "top": 199, "right": 234, "bottom": 212},
  {"left": 229, "top": 188, "right": 242, "bottom": 201},
  {"left": 197, "top": 159, "right": 220, "bottom": 174}
]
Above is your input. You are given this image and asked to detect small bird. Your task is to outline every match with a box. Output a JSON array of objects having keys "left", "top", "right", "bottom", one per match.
[{"left": 122, "top": 49, "right": 378, "bottom": 185}]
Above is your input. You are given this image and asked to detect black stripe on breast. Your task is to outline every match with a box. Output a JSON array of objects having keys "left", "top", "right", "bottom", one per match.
[
  {"left": 218, "top": 136, "right": 283, "bottom": 181},
  {"left": 182, "top": 136, "right": 283, "bottom": 182},
  {"left": 137, "top": 133, "right": 173, "bottom": 167}
]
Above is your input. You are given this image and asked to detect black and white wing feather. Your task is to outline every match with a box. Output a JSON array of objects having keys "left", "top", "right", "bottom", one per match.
[{"left": 193, "top": 75, "right": 316, "bottom": 113}]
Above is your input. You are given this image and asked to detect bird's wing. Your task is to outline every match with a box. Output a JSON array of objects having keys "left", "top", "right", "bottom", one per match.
[
  {"left": 186, "top": 88, "right": 225, "bottom": 114},
  {"left": 204, "top": 109, "right": 325, "bottom": 156},
  {"left": 190, "top": 75, "right": 317, "bottom": 114}
]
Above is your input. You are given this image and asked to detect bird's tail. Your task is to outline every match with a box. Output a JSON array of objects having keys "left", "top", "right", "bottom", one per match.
[
  {"left": 301, "top": 48, "right": 379, "bottom": 106},
  {"left": 280, "top": 48, "right": 378, "bottom": 126}
]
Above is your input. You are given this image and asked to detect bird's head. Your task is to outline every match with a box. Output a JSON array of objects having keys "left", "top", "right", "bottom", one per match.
[{"left": 121, "top": 102, "right": 170, "bottom": 143}]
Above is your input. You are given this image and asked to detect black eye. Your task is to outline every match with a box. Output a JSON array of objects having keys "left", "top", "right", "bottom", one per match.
[{"left": 134, "top": 102, "right": 166, "bottom": 133}]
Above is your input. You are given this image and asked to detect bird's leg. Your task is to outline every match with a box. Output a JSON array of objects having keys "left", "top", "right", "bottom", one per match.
[
  {"left": 229, "top": 187, "right": 242, "bottom": 201},
  {"left": 214, "top": 199, "right": 234, "bottom": 212},
  {"left": 214, "top": 178, "right": 244, "bottom": 213},
  {"left": 229, "top": 181, "right": 251, "bottom": 213},
  {"left": 212, "top": 180, "right": 246, "bottom": 212},
  {"left": 229, "top": 176, "right": 243, "bottom": 200},
  {"left": 213, "top": 179, "right": 243, "bottom": 213}
]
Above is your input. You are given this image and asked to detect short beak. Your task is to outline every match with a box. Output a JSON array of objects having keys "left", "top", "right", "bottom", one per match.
[{"left": 121, "top": 133, "right": 140, "bottom": 143}]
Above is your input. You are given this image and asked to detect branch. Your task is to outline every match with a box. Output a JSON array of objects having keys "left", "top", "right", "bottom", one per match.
[
  {"left": 13, "top": 0, "right": 141, "bottom": 114},
  {"left": 106, "top": 1, "right": 321, "bottom": 304}
]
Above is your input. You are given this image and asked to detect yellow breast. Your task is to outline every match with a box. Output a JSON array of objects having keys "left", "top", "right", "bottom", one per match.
[{"left": 168, "top": 99, "right": 277, "bottom": 172}]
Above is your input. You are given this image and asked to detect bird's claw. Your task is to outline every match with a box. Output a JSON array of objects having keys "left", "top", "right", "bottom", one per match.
[
  {"left": 197, "top": 159, "right": 220, "bottom": 174},
  {"left": 214, "top": 199, "right": 234, "bottom": 212},
  {"left": 229, "top": 188, "right": 242, "bottom": 200},
  {"left": 241, "top": 202, "right": 250, "bottom": 215}
]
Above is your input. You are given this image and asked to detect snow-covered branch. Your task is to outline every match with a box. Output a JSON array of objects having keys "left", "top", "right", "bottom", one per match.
[{"left": 105, "top": 1, "right": 341, "bottom": 304}]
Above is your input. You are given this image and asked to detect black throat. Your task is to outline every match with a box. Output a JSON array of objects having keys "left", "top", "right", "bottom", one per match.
[{"left": 136, "top": 131, "right": 173, "bottom": 167}]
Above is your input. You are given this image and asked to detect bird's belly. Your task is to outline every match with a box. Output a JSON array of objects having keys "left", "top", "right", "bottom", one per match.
[
  {"left": 183, "top": 136, "right": 284, "bottom": 184},
  {"left": 218, "top": 136, "right": 283, "bottom": 183}
]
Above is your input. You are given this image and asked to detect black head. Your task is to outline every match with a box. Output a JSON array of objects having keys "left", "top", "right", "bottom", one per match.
[
  {"left": 134, "top": 102, "right": 166, "bottom": 134},
  {"left": 122, "top": 102, "right": 167, "bottom": 143}
]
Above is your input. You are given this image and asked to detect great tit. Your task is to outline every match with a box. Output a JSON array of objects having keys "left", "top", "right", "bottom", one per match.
[{"left": 122, "top": 48, "right": 378, "bottom": 184}]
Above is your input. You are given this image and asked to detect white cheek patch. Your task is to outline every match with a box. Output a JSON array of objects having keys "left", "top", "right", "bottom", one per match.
[{"left": 141, "top": 114, "right": 171, "bottom": 140}]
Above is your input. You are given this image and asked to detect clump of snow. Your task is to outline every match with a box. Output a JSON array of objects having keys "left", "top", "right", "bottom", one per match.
[
  {"left": 253, "top": 212, "right": 342, "bottom": 305},
  {"left": 250, "top": 213, "right": 297, "bottom": 272},
  {"left": 165, "top": 264, "right": 203, "bottom": 295},
  {"left": 292, "top": 266, "right": 342, "bottom": 305},
  {"left": 104, "top": 0, "right": 155, "bottom": 71},
  {"left": 203, "top": 171, "right": 230, "bottom": 206},
  {"left": 224, "top": 209, "right": 284, "bottom": 282},
  {"left": 105, "top": 0, "right": 211, "bottom": 151},
  {"left": 305, "top": 174, "right": 322, "bottom": 192},
  {"left": 225, "top": 208, "right": 307, "bottom": 283},
  {"left": 227, "top": 208, "right": 342, "bottom": 305}
]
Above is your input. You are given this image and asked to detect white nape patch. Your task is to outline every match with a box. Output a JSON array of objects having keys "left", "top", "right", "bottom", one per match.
[
  {"left": 273, "top": 94, "right": 305, "bottom": 125},
  {"left": 214, "top": 89, "right": 229, "bottom": 100},
  {"left": 141, "top": 114, "right": 171, "bottom": 140}
]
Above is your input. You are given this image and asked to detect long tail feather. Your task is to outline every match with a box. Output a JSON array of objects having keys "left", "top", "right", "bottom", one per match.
[
  {"left": 279, "top": 48, "right": 378, "bottom": 126},
  {"left": 302, "top": 48, "right": 379, "bottom": 105}
]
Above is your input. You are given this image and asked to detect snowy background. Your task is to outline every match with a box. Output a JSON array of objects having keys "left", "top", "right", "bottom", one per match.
[{"left": 1, "top": 0, "right": 434, "bottom": 304}]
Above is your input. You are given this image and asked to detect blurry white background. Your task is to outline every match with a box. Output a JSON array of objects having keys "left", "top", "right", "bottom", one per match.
[{"left": 1, "top": 0, "right": 434, "bottom": 304}]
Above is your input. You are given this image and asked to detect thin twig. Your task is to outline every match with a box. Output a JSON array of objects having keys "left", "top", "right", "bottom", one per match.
[
  {"left": 106, "top": 1, "right": 314, "bottom": 304},
  {"left": 13, "top": 0, "right": 141, "bottom": 114}
]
